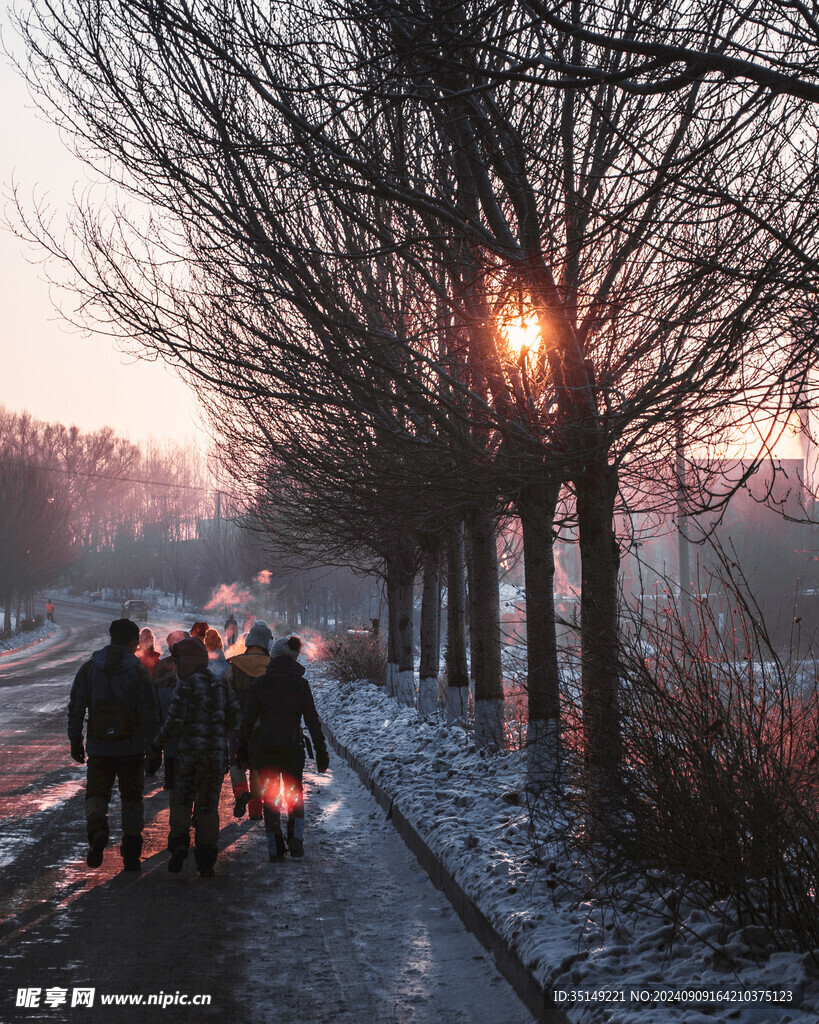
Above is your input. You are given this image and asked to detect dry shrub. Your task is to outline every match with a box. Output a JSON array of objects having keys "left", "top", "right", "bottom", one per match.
[
  {"left": 526, "top": 560, "right": 819, "bottom": 962},
  {"left": 610, "top": 579, "right": 819, "bottom": 953},
  {"left": 323, "top": 630, "right": 386, "bottom": 686}
]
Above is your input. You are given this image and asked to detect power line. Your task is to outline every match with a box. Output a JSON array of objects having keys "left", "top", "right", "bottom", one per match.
[{"left": 5, "top": 460, "right": 212, "bottom": 492}]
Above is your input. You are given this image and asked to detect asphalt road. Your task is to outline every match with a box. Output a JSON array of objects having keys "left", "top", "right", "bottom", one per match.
[{"left": 0, "top": 601, "right": 534, "bottom": 1024}]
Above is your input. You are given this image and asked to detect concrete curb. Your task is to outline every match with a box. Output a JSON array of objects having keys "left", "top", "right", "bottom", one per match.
[{"left": 322, "top": 722, "right": 569, "bottom": 1024}]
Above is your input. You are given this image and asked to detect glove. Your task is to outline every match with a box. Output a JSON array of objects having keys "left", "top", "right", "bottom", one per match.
[
  {"left": 145, "top": 746, "right": 162, "bottom": 776},
  {"left": 70, "top": 737, "right": 85, "bottom": 764},
  {"left": 316, "top": 749, "right": 330, "bottom": 773}
]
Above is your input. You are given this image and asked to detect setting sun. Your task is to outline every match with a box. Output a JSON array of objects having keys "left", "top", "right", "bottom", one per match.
[{"left": 501, "top": 313, "right": 542, "bottom": 357}]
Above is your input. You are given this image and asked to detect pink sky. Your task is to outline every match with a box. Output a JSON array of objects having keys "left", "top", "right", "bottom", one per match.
[{"left": 0, "top": 40, "right": 205, "bottom": 446}]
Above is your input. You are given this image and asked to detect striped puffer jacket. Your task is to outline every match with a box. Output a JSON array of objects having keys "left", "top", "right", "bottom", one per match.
[{"left": 156, "top": 667, "right": 241, "bottom": 810}]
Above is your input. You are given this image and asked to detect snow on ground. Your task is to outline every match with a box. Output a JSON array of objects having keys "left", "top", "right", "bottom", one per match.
[
  {"left": 311, "top": 672, "right": 819, "bottom": 1024},
  {"left": 0, "top": 621, "right": 61, "bottom": 658}
]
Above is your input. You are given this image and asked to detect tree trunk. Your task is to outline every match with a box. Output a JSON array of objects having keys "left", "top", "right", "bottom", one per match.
[
  {"left": 467, "top": 506, "right": 504, "bottom": 750},
  {"left": 518, "top": 475, "right": 562, "bottom": 787},
  {"left": 385, "top": 556, "right": 400, "bottom": 698},
  {"left": 445, "top": 522, "right": 469, "bottom": 726},
  {"left": 396, "top": 578, "right": 415, "bottom": 707},
  {"left": 576, "top": 459, "right": 621, "bottom": 775},
  {"left": 418, "top": 540, "right": 441, "bottom": 717},
  {"left": 464, "top": 524, "right": 477, "bottom": 697}
]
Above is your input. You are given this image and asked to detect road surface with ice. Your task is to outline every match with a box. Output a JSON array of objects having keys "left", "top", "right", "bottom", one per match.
[{"left": 0, "top": 601, "right": 535, "bottom": 1023}]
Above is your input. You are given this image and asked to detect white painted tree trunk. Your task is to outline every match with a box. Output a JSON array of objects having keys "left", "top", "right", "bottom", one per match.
[
  {"left": 417, "top": 676, "right": 438, "bottom": 717},
  {"left": 447, "top": 684, "right": 468, "bottom": 727},
  {"left": 445, "top": 523, "right": 469, "bottom": 728},
  {"left": 474, "top": 698, "right": 504, "bottom": 751},
  {"left": 397, "top": 668, "right": 415, "bottom": 706},
  {"left": 467, "top": 507, "right": 504, "bottom": 752},
  {"left": 386, "top": 661, "right": 398, "bottom": 698},
  {"left": 417, "top": 542, "right": 440, "bottom": 719}
]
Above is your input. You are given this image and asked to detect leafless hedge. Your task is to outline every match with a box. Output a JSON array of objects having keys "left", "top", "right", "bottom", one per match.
[
  {"left": 529, "top": 568, "right": 819, "bottom": 961},
  {"left": 323, "top": 631, "right": 387, "bottom": 688}
]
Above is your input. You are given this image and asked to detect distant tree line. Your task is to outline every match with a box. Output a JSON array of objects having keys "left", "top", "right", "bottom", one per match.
[{"left": 0, "top": 406, "right": 380, "bottom": 633}]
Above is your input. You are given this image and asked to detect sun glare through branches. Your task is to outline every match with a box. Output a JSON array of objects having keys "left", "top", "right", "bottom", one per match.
[{"left": 499, "top": 312, "right": 542, "bottom": 358}]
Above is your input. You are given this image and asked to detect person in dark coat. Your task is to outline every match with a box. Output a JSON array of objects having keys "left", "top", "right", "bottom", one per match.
[
  {"left": 153, "top": 629, "right": 188, "bottom": 790},
  {"left": 67, "top": 618, "right": 160, "bottom": 872},
  {"left": 153, "top": 636, "right": 241, "bottom": 877},
  {"left": 227, "top": 620, "right": 273, "bottom": 819},
  {"left": 237, "top": 635, "right": 329, "bottom": 861}
]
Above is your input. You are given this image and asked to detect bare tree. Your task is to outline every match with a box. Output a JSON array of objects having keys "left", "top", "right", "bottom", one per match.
[
  {"left": 13, "top": 0, "right": 819, "bottom": 778},
  {"left": 0, "top": 458, "right": 74, "bottom": 632}
]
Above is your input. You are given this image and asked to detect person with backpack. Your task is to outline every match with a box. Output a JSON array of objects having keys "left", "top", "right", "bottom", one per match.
[
  {"left": 67, "top": 618, "right": 161, "bottom": 872},
  {"left": 152, "top": 636, "right": 241, "bottom": 877},
  {"left": 227, "top": 620, "right": 273, "bottom": 819},
  {"left": 236, "top": 635, "right": 329, "bottom": 861}
]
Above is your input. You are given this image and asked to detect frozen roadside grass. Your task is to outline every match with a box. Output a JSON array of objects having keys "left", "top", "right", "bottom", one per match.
[{"left": 312, "top": 669, "right": 819, "bottom": 1024}]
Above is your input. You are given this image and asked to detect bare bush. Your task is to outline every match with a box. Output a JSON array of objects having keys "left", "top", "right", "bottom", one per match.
[
  {"left": 526, "top": 557, "right": 819, "bottom": 963},
  {"left": 324, "top": 631, "right": 387, "bottom": 688},
  {"left": 613, "top": 584, "right": 819, "bottom": 953}
]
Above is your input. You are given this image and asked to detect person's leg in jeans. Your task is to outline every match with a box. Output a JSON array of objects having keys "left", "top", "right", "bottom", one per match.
[
  {"left": 116, "top": 753, "right": 145, "bottom": 871},
  {"left": 260, "top": 764, "right": 286, "bottom": 861},
  {"left": 192, "top": 771, "right": 221, "bottom": 876},
  {"left": 283, "top": 749, "right": 306, "bottom": 857},
  {"left": 230, "top": 763, "right": 264, "bottom": 819},
  {"left": 85, "top": 755, "right": 116, "bottom": 867}
]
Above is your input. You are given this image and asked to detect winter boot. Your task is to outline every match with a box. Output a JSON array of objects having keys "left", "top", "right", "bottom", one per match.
[
  {"left": 232, "top": 784, "right": 251, "bottom": 818},
  {"left": 267, "top": 833, "right": 286, "bottom": 862},
  {"left": 167, "top": 828, "right": 190, "bottom": 873},
  {"left": 86, "top": 828, "right": 108, "bottom": 869},
  {"left": 120, "top": 835, "right": 143, "bottom": 872},
  {"left": 288, "top": 837, "right": 304, "bottom": 859},
  {"left": 194, "top": 844, "right": 218, "bottom": 878}
]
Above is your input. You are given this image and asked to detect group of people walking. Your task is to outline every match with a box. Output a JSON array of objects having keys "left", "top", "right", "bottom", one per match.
[{"left": 66, "top": 612, "right": 329, "bottom": 876}]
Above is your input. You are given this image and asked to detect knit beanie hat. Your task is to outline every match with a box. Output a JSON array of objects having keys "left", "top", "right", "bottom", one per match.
[
  {"left": 269, "top": 636, "right": 291, "bottom": 660},
  {"left": 172, "top": 636, "right": 209, "bottom": 678},
  {"left": 203, "top": 628, "right": 223, "bottom": 651},
  {"left": 245, "top": 620, "right": 273, "bottom": 651},
  {"left": 270, "top": 635, "right": 301, "bottom": 660}
]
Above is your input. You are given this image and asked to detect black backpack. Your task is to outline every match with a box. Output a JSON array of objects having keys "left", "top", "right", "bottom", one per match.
[{"left": 88, "top": 661, "right": 140, "bottom": 743}]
